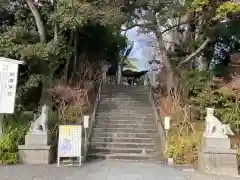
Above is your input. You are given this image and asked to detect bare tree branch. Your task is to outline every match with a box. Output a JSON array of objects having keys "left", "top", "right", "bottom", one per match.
[
  {"left": 121, "top": 22, "right": 153, "bottom": 31},
  {"left": 160, "top": 20, "right": 191, "bottom": 35},
  {"left": 178, "top": 37, "right": 211, "bottom": 67},
  {"left": 121, "top": 18, "right": 195, "bottom": 33}
]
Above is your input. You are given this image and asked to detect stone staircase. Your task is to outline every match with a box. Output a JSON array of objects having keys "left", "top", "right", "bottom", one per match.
[{"left": 88, "top": 84, "right": 164, "bottom": 161}]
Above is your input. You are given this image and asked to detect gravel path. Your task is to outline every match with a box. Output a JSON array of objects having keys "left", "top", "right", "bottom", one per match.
[{"left": 0, "top": 160, "right": 239, "bottom": 180}]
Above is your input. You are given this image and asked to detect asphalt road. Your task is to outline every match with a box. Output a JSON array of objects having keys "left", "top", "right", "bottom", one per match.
[{"left": 0, "top": 160, "right": 239, "bottom": 180}]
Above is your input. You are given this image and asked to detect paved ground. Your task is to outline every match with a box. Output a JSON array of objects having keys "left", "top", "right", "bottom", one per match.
[{"left": 0, "top": 160, "right": 239, "bottom": 180}]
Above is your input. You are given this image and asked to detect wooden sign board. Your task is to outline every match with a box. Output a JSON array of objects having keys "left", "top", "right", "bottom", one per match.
[
  {"left": 0, "top": 57, "right": 23, "bottom": 114},
  {"left": 57, "top": 125, "right": 82, "bottom": 166}
]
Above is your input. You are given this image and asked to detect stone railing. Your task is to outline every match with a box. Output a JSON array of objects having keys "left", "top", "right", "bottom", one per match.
[
  {"left": 83, "top": 75, "right": 103, "bottom": 158},
  {"left": 148, "top": 78, "right": 166, "bottom": 158}
]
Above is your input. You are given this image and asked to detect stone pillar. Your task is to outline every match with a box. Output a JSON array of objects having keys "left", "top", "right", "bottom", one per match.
[
  {"left": 101, "top": 61, "right": 111, "bottom": 84},
  {"left": 102, "top": 70, "right": 107, "bottom": 84},
  {"left": 152, "top": 71, "right": 157, "bottom": 87},
  {"left": 0, "top": 114, "right": 3, "bottom": 136},
  {"left": 148, "top": 59, "right": 160, "bottom": 88},
  {"left": 143, "top": 73, "right": 148, "bottom": 86},
  {"left": 117, "top": 63, "right": 122, "bottom": 84}
]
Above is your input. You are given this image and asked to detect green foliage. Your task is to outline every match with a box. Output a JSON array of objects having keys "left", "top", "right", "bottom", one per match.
[
  {"left": 189, "top": 0, "right": 209, "bottom": 12},
  {"left": 215, "top": 2, "right": 240, "bottom": 20},
  {"left": 167, "top": 130, "right": 202, "bottom": 164},
  {"left": 53, "top": 0, "right": 123, "bottom": 30},
  {"left": 16, "top": 74, "right": 44, "bottom": 111},
  {"left": 48, "top": 110, "right": 59, "bottom": 145},
  {"left": 190, "top": 0, "right": 240, "bottom": 20},
  {"left": 184, "top": 70, "right": 213, "bottom": 96},
  {"left": 0, "top": 114, "right": 31, "bottom": 164},
  {"left": 185, "top": 70, "right": 240, "bottom": 127}
]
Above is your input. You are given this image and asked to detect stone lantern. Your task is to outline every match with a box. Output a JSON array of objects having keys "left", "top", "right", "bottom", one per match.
[{"left": 148, "top": 59, "right": 160, "bottom": 87}]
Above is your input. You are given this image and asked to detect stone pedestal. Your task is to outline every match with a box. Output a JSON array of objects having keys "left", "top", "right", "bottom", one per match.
[
  {"left": 18, "top": 132, "right": 54, "bottom": 164},
  {"left": 198, "top": 135, "right": 239, "bottom": 177}
]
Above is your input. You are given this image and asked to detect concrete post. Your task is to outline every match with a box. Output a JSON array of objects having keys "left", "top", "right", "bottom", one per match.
[
  {"left": 143, "top": 73, "right": 148, "bottom": 86},
  {"left": 117, "top": 63, "right": 122, "bottom": 84},
  {"left": 102, "top": 70, "right": 107, "bottom": 84},
  {"left": 101, "top": 61, "right": 111, "bottom": 84},
  {"left": 0, "top": 114, "right": 4, "bottom": 136},
  {"left": 152, "top": 71, "right": 156, "bottom": 87}
]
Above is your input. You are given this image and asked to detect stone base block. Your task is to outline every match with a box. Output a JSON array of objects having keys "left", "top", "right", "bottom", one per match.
[
  {"left": 25, "top": 132, "right": 52, "bottom": 146},
  {"left": 202, "top": 136, "right": 230, "bottom": 149},
  {"left": 18, "top": 145, "right": 54, "bottom": 165},
  {"left": 198, "top": 148, "right": 239, "bottom": 177}
]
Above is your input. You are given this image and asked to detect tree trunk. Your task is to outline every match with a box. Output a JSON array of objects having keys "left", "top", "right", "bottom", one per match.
[
  {"left": 26, "top": 0, "right": 51, "bottom": 108},
  {"left": 152, "top": 14, "right": 175, "bottom": 94},
  {"left": 25, "top": 0, "right": 46, "bottom": 42},
  {"left": 69, "top": 29, "right": 78, "bottom": 84}
]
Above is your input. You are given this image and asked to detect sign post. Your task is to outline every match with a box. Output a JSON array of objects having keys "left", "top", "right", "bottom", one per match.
[
  {"left": 0, "top": 57, "right": 23, "bottom": 136},
  {"left": 164, "top": 116, "right": 172, "bottom": 165},
  {"left": 57, "top": 125, "right": 82, "bottom": 167},
  {"left": 83, "top": 115, "right": 89, "bottom": 156}
]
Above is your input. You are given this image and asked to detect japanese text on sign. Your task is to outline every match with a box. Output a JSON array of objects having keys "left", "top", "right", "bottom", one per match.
[
  {"left": 58, "top": 125, "right": 82, "bottom": 158},
  {"left": 0, "top": 61, "right": 18, "bottom": 113}
]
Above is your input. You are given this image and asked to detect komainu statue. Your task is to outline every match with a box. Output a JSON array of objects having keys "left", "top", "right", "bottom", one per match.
[{"left": 30, "top": 104, "right": 49, "bottom": 133}]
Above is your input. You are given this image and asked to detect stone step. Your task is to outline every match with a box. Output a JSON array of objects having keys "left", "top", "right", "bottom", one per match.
[
  {"left": 97, "top": 110, "right": 153, "bottom": 113},
  {"left": 101, "top": 94, "right": 148, "bottom": 97},
  {"left": 96, "top": 115, "right": 154, "bottom": 119},
  {"left": 102, "top": 85, "right": 148, "bottom": 90},
  {"left": 97, "top": 105, "right": 153, "bottom": 110},
  {"left": 91, "top": 136, "right": 161, "bottom": 144},
  {"left": 96, "top": 110, "right": 153, "bottom": 114},
  {"left": 95, "top": 117, "right": 155, "bottom": 122},
  {"left": 91, "top": 132, "right": 160, "bottom": 139},
  {"left": 96, "top": 119, "right": 156, "bottom": 124},
  {"left": 89, "top": 146, "right": 157, "bottom": 154},
  {"left": 98, "top": 103, "right": 152, "bottom": 108},
  {"left": 94, "top": 123, "right": 157, "bottom": 129},
  {"left": 90, "top": 142, "right": 158, "bottom": 149},
  {"left": 101, "top": 93, "right": 148, "bottom": 96},
  {"left": 100, "top": 97, "right": 149, "bottom": 100},
  {"left": 102, "top": 89, "right": 148, "bottom": 93},
  {"left": 102, "top": 85, "right": 148, "bottom": 89},
  {"left": 95, "top": 119, "right": 155, "bottom": 125},
  {"left": 93, "top": 127, "right": 158, "bottom": 134},
  {"left": 101, "top": 90, "right": 148, "bottom": 93},
  {"left": 87, "top": 152, "right": 163, "bottom": 162},
  {"left": 96, "top": 112, "right": 154, "bottom": 117},
  {"left": 101, "top": 91, "right": 148, "bottom": 94},
  {"left": 100, "top": 101, "right": 150, "bottom": 105},
  {"left": 98, "top": 106, "right": 152, "bottom": 109},
  {"left": 99, "top": 99, "right": 150, "bottom": 102},
  {"left": 97, "top": 106, "right": 152, "bottom": 110}
]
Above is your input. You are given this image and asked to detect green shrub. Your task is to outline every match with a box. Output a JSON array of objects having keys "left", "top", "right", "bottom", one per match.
[
  {"left": 167, "top": 130, "right": 202, "bottom": 164},
  {"left": 0, "top": 113, "right": 30, "bottom": 164},
  {"left": 185, "top": 70, "right": 240, "bottom": 128}
]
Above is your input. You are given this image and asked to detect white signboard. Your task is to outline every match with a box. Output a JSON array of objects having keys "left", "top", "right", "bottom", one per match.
[
  {"left": 164, "top": 116, "right": 171, "bottom": 130},
  {"left": 0, "top": 61, "right": 19, "bottom": 113},
  {"left": 57, "top": 125, "right": 82, "bottom": 166},
  {"left": 83, "top": 115, "right": 89, "bottom": 128}
]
